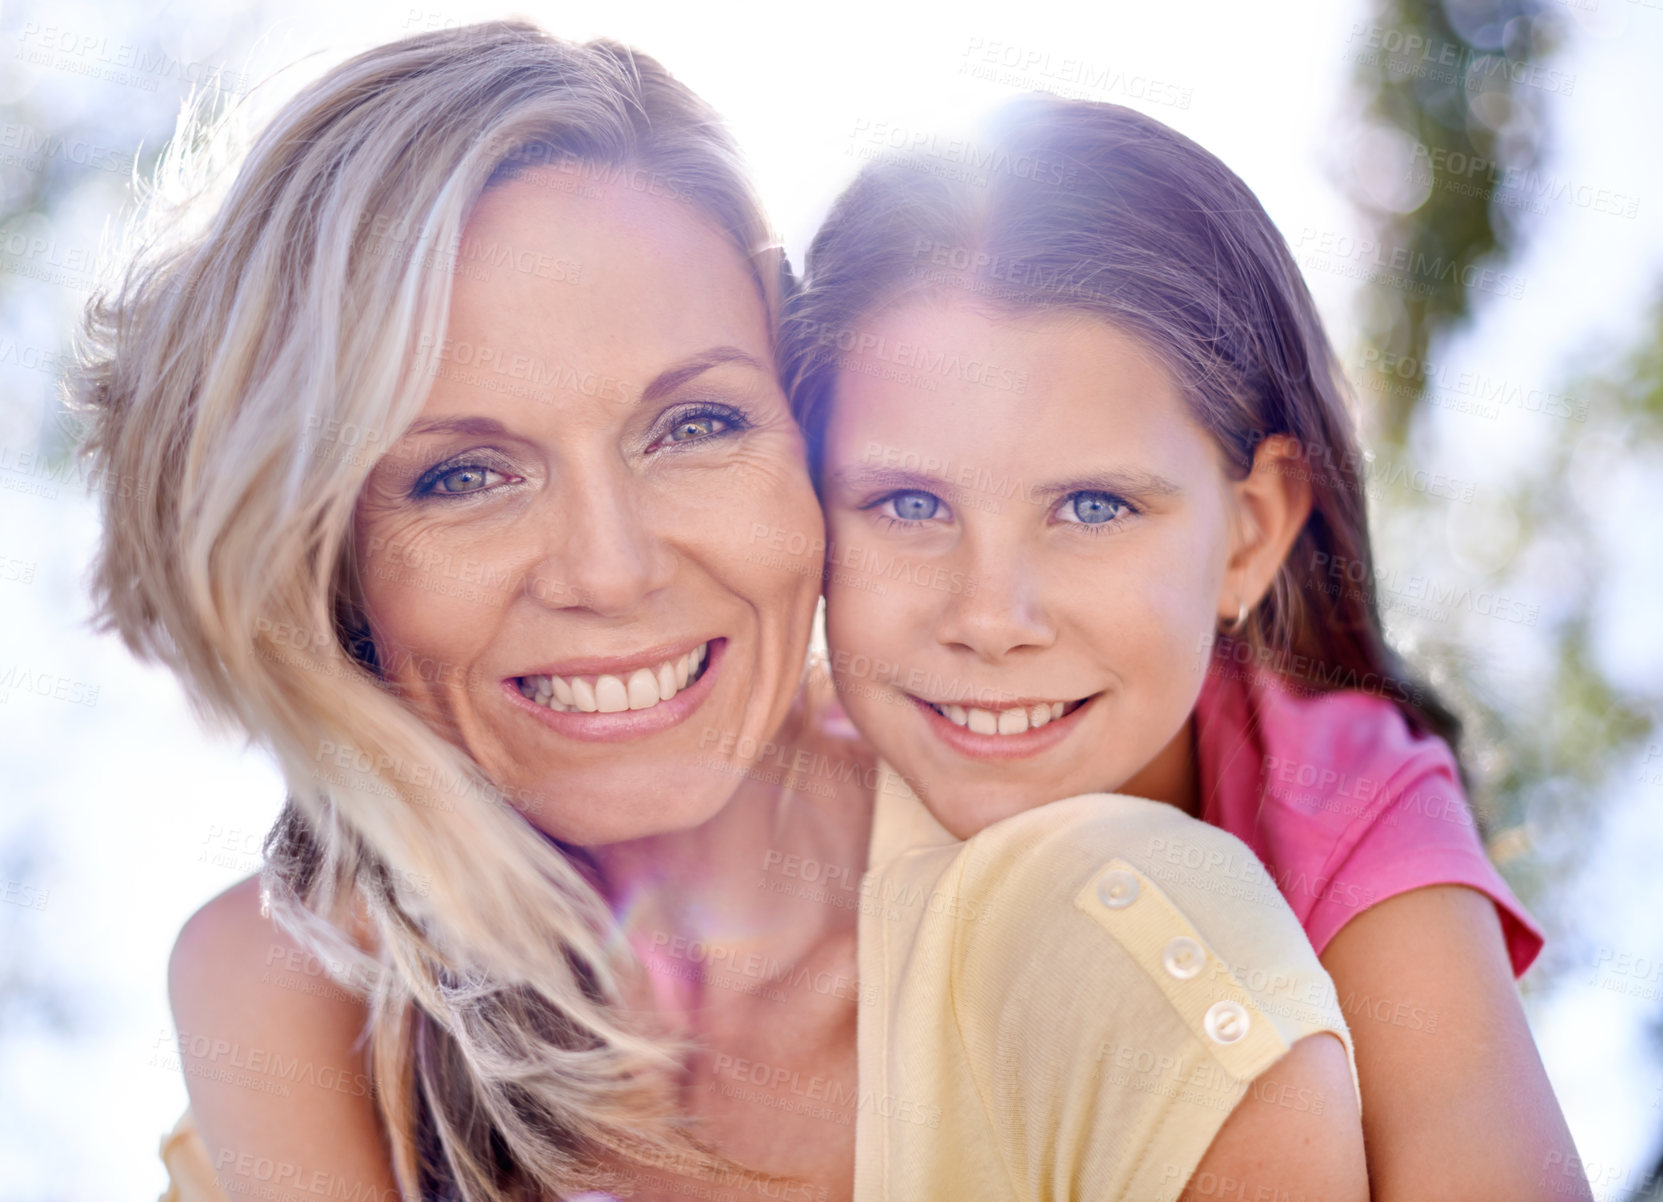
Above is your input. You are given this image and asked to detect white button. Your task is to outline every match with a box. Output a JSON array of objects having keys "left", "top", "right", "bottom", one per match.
[
  {"left": 1204, "top": 1000, "right": 1250, "bottom": 1044},
  {"left": 1096, "top": 870, "right": 1139, "bottom": 909},
  {"left": 1162, "top": 936, "right": 1205, "bottom": 980}
]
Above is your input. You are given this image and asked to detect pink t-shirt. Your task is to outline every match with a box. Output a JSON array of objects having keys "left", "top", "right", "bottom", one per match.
[{"left": 1193, "top": 655, "right": 1543, "bottom": 977}]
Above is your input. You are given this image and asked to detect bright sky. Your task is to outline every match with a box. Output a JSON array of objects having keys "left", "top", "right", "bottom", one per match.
[{"left": 2, "top": 0, "right": 1661, "bottom": 1197}]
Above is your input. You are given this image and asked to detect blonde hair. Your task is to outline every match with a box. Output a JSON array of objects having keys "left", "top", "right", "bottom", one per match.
[{"left": 76, "top": 22, "right": 785, "bottom": 1199}]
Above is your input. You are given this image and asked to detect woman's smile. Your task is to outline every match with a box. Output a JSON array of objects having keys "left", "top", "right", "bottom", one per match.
[{"left": 503, "top": 636, "right": 723, "bottom": 742}]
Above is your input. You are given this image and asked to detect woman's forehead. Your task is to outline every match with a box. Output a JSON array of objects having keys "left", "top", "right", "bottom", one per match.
[{"left": 444, "top": 172, "right": 773, "bottom": 377}]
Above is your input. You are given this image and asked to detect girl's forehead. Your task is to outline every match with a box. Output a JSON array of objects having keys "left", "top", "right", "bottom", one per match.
[{"left": 852, "top": 294, "right": 1177, "bottom": 388}]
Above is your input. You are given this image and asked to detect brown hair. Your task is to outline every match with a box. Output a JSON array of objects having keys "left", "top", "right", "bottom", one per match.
[{"left": 781, "top": 93, "right": 1463, "bottom": 760}]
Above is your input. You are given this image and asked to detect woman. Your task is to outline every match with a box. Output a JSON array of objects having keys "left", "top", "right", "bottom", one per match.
[{"left": 78, "top": 23, "right": 1360, "bottom": 1201}]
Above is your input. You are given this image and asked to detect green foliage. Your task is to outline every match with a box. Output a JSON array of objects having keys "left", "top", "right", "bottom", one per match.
[
  {"left": 1351, "top": 0, "right": 1568, "bottom": 444},
  {"left": 1347, "top": 0, "right": 1662, "bottom": 981}
]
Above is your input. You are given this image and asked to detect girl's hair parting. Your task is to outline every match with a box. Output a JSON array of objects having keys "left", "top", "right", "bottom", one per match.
[{"left": 781, "top": 93, "right": 1465, "bottom": 763}]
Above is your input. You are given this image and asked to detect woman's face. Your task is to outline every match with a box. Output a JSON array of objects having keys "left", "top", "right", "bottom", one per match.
[
  {"left": 353, "top": 169, "right": 824, "bottom": 846},
  {"left": 819, "top": 293, "right": 1239, "bottom": 837}
]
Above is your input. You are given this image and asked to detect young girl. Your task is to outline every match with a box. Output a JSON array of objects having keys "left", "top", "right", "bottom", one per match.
[{"left": 784, "top": 95, "right": 1590, "bottom": 1202}]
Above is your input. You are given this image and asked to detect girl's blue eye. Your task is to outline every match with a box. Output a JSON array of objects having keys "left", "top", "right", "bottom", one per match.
[
  {"left": 1060, "top": 491, "right": 1129, "bottom": 525},
  {"left": 887, "top": 491, "right": 941, "bottom": 522}
]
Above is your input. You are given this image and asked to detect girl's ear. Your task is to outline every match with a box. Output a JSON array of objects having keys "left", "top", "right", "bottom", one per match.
[{"left": 1220, "top": 434, "right": 1313, "bottom": 624}]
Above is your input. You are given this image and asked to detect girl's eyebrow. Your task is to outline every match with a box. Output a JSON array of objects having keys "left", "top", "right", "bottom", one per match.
[
  {"left": 831, "top": 463, "right": 1182, "bottom": 502},
  {"left": 1028, "top": 469, "right": 1183, "bottom": 501},
  {"left": 830, "top": 465, "right": 955, "bottom": 493}
]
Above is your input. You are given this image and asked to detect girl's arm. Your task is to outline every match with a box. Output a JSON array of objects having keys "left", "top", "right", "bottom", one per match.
[
  {"left": 1184, "top": 1031, "right": 1369, "bottom": 1202},
  {"left": 1319, "top": 883, "right": 1592, "bottom": 1202},
  {"left": 166, "top": 874, "right": 400, "bottom": 1202}
]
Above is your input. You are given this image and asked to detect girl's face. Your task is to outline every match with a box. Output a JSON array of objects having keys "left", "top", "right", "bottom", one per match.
[
  {"left": 352, "top": 170, "right": 824, "bottom": 846},
  {"left": 820, "top": 293, "right": 1243, "bottom": 837}
]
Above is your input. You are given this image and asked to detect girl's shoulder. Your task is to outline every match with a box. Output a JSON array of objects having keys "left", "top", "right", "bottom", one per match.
[
  {"left": 1197, "top": 654, "right": 1456, "bottom": 798},
  {"left": 1194, "top": 656, "right": 1543, "bottom": 974},
  {"left": 1196, "top": 654, "right": 1464, "bottom": 842}
]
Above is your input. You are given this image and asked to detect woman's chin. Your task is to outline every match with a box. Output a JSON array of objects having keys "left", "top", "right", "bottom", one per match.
[{"left": 507, "top": 773, "right": 737, "bottom": 848}]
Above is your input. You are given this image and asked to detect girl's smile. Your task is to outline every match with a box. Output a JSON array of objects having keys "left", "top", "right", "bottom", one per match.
[{"left": 904, "top": 687, "right": 1098, "bottom": 760}]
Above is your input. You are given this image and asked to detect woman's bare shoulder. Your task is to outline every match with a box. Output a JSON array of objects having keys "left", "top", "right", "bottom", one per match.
[
  {"left": 169, "top": 874, "right": 378, "bottom": 1020},
  {"left": 167, "top": 875, "right": 398, "bottom": 1200}
]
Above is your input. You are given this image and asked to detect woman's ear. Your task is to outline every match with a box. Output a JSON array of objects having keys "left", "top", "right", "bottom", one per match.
[{"left": 1219, "top": 434, "right": 1313, "bottom": 624}]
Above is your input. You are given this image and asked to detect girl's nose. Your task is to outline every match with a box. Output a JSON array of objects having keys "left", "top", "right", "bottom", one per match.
[{"left": 931, "top": 548, "right": 1055, "bottom": 663}]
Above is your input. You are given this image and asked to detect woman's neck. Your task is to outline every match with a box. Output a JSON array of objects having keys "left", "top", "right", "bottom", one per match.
[{"left": 585, "top": 673, "right": 876, "bottom": 1025}]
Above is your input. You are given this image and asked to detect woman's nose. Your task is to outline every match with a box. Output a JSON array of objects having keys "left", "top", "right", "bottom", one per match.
[{"left": 527, "top": 472, "right": 676, "bottom": 615}]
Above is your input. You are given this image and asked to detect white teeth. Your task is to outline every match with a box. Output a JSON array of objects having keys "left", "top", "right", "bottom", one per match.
[
  {"left": 626, "top": 668, "right": 659, "bottom": 710},
  {"left": 595, "top": 674, "right": 629, "bottom": 713},
  {"left": 521, "top": 641, "right": 712, "bottom": 717},
  {"left": 930, "top": 696, "right": 1079, "bottom": 735}
]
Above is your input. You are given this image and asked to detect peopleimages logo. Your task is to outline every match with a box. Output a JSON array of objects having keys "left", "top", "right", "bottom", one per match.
[
  {"left": 1409, "top": 145, "right": 1640, "bottom": 220},
  {"left": 14, "top": 22, "right": 249, "bottom": 94},
  {"left": 0, "top": 123, "right": 134, "bottom": 173},
  {"left": 847, "top": 117, "right": 1080, "bottom": 188}
]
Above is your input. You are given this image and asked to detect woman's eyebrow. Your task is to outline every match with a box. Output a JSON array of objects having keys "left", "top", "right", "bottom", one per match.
[
  {"left": 401, "top": 346, "right": 765, "bottom": 439},
  {"left": 639, "top": 346, "right": 768, "bottom": 404},
  {"left": 403, "top": 415, "right": 512, "bottom": 438}
]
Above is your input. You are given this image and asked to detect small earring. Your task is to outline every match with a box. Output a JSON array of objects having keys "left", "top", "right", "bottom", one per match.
[{"left": 1221, "top": 599, "right": 1249, "bottom": 636}]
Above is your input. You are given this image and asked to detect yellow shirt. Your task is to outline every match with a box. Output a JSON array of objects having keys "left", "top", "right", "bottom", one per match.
[
  {"left": 157, "top": 767, "right": 1357, "bottom": 1201},
  {"left": 853, "top": 763, "right": 1359, "bottom": 1200}
]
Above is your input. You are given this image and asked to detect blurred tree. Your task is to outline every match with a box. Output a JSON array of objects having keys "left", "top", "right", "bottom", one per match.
[
  {"left": 0, "top": 5, "right": 274, "bottom": 1187},
  {"left": 1347, "top": 0, "right": 1570, "bottom": 444},
  {"left": 1346, "top": 0, "right": 1660, "bottom": 924},
  {"left": 1346, "top": 0, "right": 1663, "bottom": 1192}
]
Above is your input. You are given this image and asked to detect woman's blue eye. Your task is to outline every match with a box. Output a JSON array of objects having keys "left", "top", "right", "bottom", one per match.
[
  {"left": 433, "top": 465, "right": 498, "bottom": 494},
  {"left": 668, "top": 414, "right": 729, "bottom": 443},
  {"left": 414, "top": 461, "right": 512, "bottom": 498},
  {"left": 888, "top": 491, "right": 940, "bottom": 522},
  {"left": 1062, "top": 491, "right": 1128, "bottom": 525}
]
